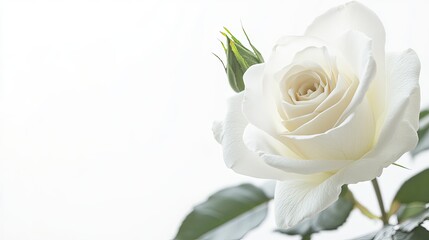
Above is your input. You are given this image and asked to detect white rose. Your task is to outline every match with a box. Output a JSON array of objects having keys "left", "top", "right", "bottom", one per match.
[{"left": 213, "top": 2, "right": 420, "bottom": 228}]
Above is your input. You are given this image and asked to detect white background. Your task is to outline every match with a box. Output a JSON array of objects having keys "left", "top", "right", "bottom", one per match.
[{"left": 1, "top": 0, "right": 429, "bottom": 239}]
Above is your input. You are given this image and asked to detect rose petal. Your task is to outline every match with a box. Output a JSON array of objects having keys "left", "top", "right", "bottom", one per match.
[
  {"left": 213, "top": 92, "right": 287, "bottom": 180},
  {"left": 282, "top": 97, "right": 375, "bottom": 160},
  {"left": 278, "top": 47, "right": 334, "bottom": 120},
  {"left": 305, "top": 1, "right": 385, "bottom": 64},
  {"left": 286, "top": 74, "right": 358, "bottom": 135},
  {"left": 274, "top": 49, "right": 420, "bottom": 228},
  {"left": 243, "top": 124, "right": 354, "bottom": 174},
  {"left": 274, "top": 174, "right": 342, "bottom": 228},
  {"left": 266, "top": 36, "right": 328, "bottom": 74},
  {"left": 335, "top": 31, "right": 376, "bottom": 124},
  {"left": 243, "top": 63, "right": 285, "bottom": 135},
  {"left": 263, "top": 152, "right": 353, "bottom": 175},
  {"left": 305, "top": 1, "right": 386, "bottom": 124},
  {"left": 284, "top": 30, "right": 376, "bottom": 135},
  {"left": 339, "top": 49, "right": 421, "bottom": 184},
  {"left": 283, "top": 74, "right": 352, "bottom": 133}
]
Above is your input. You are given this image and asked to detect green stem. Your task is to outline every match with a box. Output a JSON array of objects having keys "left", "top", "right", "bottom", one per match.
[{"left": 371, "top": 178, "right": 389, "bottom": 225}]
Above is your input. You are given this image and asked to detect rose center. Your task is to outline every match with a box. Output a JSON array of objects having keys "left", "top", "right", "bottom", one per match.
[
  {"left": 287, "top": 73, "right": 327, "bottom": 103},
  {"left": 297, "top": 82, "right": 319, "bottom": 97}
]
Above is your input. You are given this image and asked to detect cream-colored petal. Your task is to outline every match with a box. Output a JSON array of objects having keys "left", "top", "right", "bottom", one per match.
[
  {"left": 274, "top": 173, "right": 342, "bottom": 228},
  {"left": 274, "top": 49, "right": 420, "bottom": 230},
  {"left": 285, "top": 74, "right": 358, "bottom": 135},
  {"left": 335, "top": 31, "right": 377, "bottom": 124},
  {"left": 279, "top": 64, "right": 329, "bottom": 119},
  {"left": 242, "top": 64, "right": 285, "bottom": 135},
  {"left": 282, "top": 111, "right": 317, "bottom": 131},
  {"left": 305, "top": 1, "right": 385, "bottom": 65},
  {"left": 264, "top": 155, "right": 352, "bottom": 175},
  {"left": 242, "top": 124, "right": 353, "bottom": 174},
  {"left": 243, "top": 123, "right": 301, "bottom": 159},
  {"left": 282, "top": 97, "right": 375, "bottom": 160},
  {"left": 286, "top": 46, "right": 336, "bottom": 76},
  {"left": 266, "top": 36, "right": 329, "bottom": 75},
  {"left": 213, "top": 93, "right": 287, "bottom": 180},
  {"left": 314, "top": 71, "right": 349, "bottom": 112},
  {"left": 305, "top": 1, "right": 386, "bottom": 125},
  {"left": 280, "top": 100, "right": 318, "bottom": 120},
  {"left": 283, "top": 75, "right": 349, "bottom": 131},
  {"left": 284, "top": 30, "right": 376, "bottom": 134},
  {"left": 276, "top": 47, "right": 336, "bottom": 123},
  {"left": 337, "top": 49, "right": 420, "bottom": 184}
]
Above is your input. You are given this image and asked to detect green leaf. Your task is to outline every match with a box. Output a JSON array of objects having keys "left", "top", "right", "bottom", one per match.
[
  {"left": 420, "top": 109, "right": 429, "bottom": 119},
  {"left": 393, "top": 226, "right": 429, "bottom": 240},
  {"left": 368, "top": 226, "right": 429, "bottom": 240},
  {"left": 276, "top": 186, "right": 354, "bottom": 237},
  {"left": 411, "top": 109, "right": 429, "bottom": 156},
  {"left": 396, "top": 202, "right": 427, "bottom": 223},
  {"left": 174, "top": 183, "right": 271, "bottom": 240},
  {"left": 393, "top": 168, "right": 429, "bottom": 204},
  {"left": 353, "top": 208, "right": 429, "bottom": 240},
  {"left": 398, "top": 207, "right": 429, "bottom": 232}
]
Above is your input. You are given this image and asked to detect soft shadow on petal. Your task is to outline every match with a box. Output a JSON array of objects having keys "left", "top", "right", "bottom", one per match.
[
  {"left": 335, "top": 31, "right": 376, "bottom": 124},
  {"left": 243, "top": 124, "right": 353, "bottom": 174},
  {"left": 338, "top": 49, "right": 421, "bottom": 184},
  {"left": 282, "top": 97, "right": 375, "bottom": 160},
  {"left": 264, "top": 154, "right": 352, "bottom": 175},
  {"left": 305, "top": 1, "right": 385, "bottom": 64},
  {"left": 278, "top": 47, "right": 334, "bottom": 121},
  {"left": 213, "top": 92, "right": 287, "bottom": 180},
  {"left": 286, "top": 30, "right": 375, "bottom": 134},
  {"left": 243, "top": 63, "right": 285, "bottom": 135},
  {"left": 285, "top": 74, "right": 358, "bottom": 135},
  {"left": 266, "top": 36, "right": 329, "bottom": 75}
]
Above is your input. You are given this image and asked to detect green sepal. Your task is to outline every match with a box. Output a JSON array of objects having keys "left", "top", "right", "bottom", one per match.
[{"left": 241, "top": 24, "right": 264, "bottom": 62}]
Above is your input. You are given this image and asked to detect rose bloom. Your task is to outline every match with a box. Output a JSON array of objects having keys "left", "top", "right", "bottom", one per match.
[{"left": 213, "top": 2, "right": 420, "bottom": 228}]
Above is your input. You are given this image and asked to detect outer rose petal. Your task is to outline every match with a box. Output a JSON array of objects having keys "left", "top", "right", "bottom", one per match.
[
  {"left": 274, "top": 49, "right": 420, "bottom": 228},
  {"left": 243, "top": 124, "right": 354, "bottom": 174},
  {"left": 305, "top": 1, "right": 385, "bottom": 67},
  {"left": 339, "top": 49, "right": 420, "bottom": 183},
  {"left": 281, "top": 98, "right": 375, "bottom": 160},
  {"left": 243, "top": 63, "right": 285, "bottom": 135},
  {"left": 266, "top": 36, "right": 328, "bottom": 74},
  {"left": 334, "top": 31, "right": 376, "bottom": 124},
  {"left": 212, "top": 92, "right": 287, "bottom": 180},
  {"left": 275, "top": 174, "right": 341, "bottom": 228}
]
